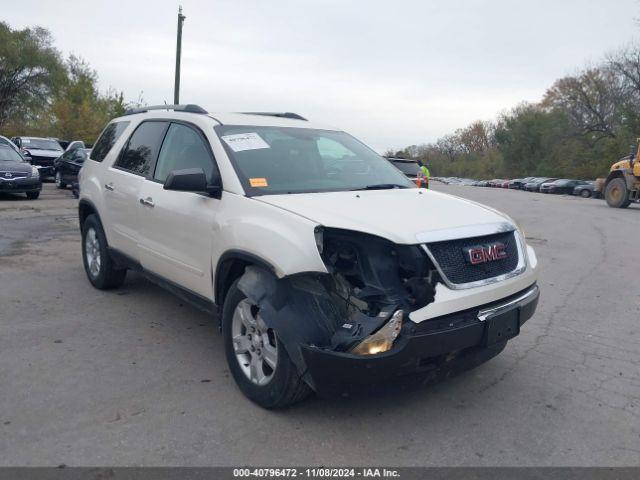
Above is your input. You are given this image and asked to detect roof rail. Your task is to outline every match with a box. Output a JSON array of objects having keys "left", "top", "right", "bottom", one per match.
[
  {"left": 124, "top": 104, "right": 208, "bottom": 115},
  {"left": 241, "top": 112, "right": 307, "bottom": 121}
]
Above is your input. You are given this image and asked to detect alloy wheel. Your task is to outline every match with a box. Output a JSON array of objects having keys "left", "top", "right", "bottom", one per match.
[
  {"left": 84, "top": 228, "right": 101, "bottom": 278},
  {"left": 231, "top": 299, "right": 278, "bottom": 386}
]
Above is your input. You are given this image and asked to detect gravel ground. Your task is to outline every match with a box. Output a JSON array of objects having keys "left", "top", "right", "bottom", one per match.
[{"left": 1, "top": 183, "right": 639, "bottom": 466}]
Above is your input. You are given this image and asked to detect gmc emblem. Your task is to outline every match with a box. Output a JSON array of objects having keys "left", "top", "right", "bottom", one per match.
[{"left": 463, "top": 242, "right": 508, "bottom": 265}]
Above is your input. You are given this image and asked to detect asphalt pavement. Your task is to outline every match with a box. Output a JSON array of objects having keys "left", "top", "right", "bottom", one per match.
[{"left": 1, "top": 183, "right": 639, "bottom": 466}]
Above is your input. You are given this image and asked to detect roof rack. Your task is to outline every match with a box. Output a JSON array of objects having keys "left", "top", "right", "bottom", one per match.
[
  {"left": 124, "top": 104, "right": 208, "bottom": 116},
  {"left": 241, "top": 112, "right": 307, "bottom": 121}
]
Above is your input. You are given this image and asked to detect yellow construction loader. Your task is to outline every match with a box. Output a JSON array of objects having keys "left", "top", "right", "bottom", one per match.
[{"left": 604, "top": 142, "right": 640, "bottom": 208}]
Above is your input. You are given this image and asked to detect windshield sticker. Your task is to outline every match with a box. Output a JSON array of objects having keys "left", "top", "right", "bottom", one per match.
[
  {"left": 22, "top": 139, "right": 30, "bottom": 143},
  {"left": 221, "top": 133, "right": 270, "bottom": 153},
  {"left": 249, "top": 177, "right": 268, "bottom": 187}
]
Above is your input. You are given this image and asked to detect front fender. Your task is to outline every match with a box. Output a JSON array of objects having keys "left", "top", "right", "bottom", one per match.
[{"left": 211, "top": 193, "right": 327, "bottom": 282}]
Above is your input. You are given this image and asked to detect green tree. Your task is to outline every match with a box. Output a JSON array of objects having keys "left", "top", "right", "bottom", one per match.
[
  {"left": 50, "top": 55, "right": 127, "bottom": 143},
  {"left": 494, "top": 104, "right": 573, "bottom": 177},
  {"left": 0, "top": 22, "right": 64, "bottom": 129}
]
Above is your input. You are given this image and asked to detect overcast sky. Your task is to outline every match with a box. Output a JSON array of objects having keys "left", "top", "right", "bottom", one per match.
[{"left": 3, "top": 0, "right": 640, "bottom": 151}]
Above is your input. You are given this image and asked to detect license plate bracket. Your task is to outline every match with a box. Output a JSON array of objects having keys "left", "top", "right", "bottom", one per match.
[{"left": 484, "top": 309, "right": 520, "bottom": 346}]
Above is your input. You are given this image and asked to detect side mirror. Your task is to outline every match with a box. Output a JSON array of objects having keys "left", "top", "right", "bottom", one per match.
[{"left": 163, "top": 168, "right": 222, "bottom": 196}]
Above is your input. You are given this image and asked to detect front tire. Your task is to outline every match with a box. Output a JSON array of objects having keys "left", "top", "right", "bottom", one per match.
[
  {"left": 222, "top": 279, "right": 311, "bottom": 408},
  {"left": 55, "top": 171, "right": 67, "bottom": 189},
  {"left": 26, "top": 191, "right": 40, "bottom": 200},
  {"left": 81, "top": 214, "right": 127, "bottom": 289},
  {"left": 580, "top": 189, "right": 591, "bottom": 198},
  {"left": 605, "top": 178, "right": 631, "bottom": 208}
]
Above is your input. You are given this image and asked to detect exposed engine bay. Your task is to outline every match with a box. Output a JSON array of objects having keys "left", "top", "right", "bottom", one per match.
[{"left": 237, "top": 227, "right": 440, "bottom": 377}]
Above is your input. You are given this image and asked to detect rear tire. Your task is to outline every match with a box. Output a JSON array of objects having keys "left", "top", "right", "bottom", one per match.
[
  {"left": 580, "top": 189, "right": 591, "bottom": 198},
  {"left": 605, "top": 178, "right": 631, "bottom": 208},
  {"left": 222, "top": 279, "right": 311, "bottom": 408},
  {"left": 26, "top": 191, "right": 40, "bottom": 200},
  {"left": 81, "top": 214, "right": 127, "bottom": 289}
]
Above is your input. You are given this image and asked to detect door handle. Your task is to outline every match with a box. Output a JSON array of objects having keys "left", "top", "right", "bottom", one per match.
[
  {"left": 104, "top": 183, "right": 114, "bottom": 191},
  {"left": 139, "top": 197, "right": 155, "bottom": 208}
]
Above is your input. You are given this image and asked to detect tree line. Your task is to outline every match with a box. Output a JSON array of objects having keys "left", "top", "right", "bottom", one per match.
[
  {"left": 387, "top": 46, "right": 640, "bottom": 180},
  {"left": 0, "top": 22, "right": 140, "bottom": 144}
]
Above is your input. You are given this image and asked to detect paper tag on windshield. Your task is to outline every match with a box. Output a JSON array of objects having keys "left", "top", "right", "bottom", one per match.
[
  {"left": 249, "top": 178, "right": 268, "bottom": 187},
  {"left": 221, "top": 133, "right": 270, "bottom": 152}
]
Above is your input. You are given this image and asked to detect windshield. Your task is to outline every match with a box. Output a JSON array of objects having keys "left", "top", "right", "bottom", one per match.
[
  {"left": 0, "top": 146, "right": 24, "bottom": 162},
  {"left": 215, "top": 126, "right": 413, "bottom": 195},
  {"left": 390, "top": 161, "right": 421, "bottom": 176},
  {"left": 21, "top": 138, "right": 62, "bottom": 151}
]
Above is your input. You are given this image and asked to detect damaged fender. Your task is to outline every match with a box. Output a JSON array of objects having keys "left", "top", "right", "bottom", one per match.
[{"left": 236, "top": 228, "right": 440, "bottom": 385}]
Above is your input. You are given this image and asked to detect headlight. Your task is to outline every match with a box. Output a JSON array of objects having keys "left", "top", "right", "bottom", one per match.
[
  {"left": 30, "top": 166, "right": 40, "bottom": 177},
  {"left": 350, "top": 310, "right": 403, "bottom": 355}
]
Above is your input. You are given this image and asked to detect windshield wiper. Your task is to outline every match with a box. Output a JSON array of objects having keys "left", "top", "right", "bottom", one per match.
[{"left": 351, "top": 183, "right": 409, "bottom": 191}]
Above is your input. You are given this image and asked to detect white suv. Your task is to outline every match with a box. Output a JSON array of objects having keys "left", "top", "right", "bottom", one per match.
[{"left": 79, "top": 105, "right": 539, "bottom": 408}]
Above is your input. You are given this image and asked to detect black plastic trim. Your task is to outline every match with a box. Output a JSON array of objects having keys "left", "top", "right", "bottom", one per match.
[
  {"left": 107, "top": 247, "right": 216, "bottom": 316},
  {"left": 300, "top": 283, "right": 539, "bottom": 394},
  {"left": 78, "top": 198, "right": 100, "bottom": 228}
]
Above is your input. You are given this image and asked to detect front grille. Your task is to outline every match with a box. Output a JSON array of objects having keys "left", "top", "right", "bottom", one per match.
[
  {"left": 0, "top": 171, "right": 27, "bottom": 179},
  {"left": 425, "top": 231, "right": 519, "bottom": 285}
]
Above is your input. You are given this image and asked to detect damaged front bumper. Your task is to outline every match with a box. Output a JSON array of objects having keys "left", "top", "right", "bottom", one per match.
[{"left": 300, "top": 283, "right": 539, "bottom": 396}]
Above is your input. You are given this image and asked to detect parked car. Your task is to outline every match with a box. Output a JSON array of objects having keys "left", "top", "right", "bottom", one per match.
[
  {"left": 78, "top": 104, "right": 539, "bottom": 408},
  {"left": 53, "top": 148, "right": 90, "bottom": 189},
  {"left": 573, "top": 182, "right": 599, "bottom": 198},
  {"left": 0, "top": 144, "right": 42, "bottom": 199},
  {"left": 0, "top": 135, "right": 22, "bottom": 155},
  {"left": 537, "top": 179, "right": 560, "bottom": 192},
  {"left": 386, "top": 157, "right": 421, "bottom": 181},
  {"left": 488, "top": 179, "right": 506, "bottom": 187},
  {"left": 509, "top": 177, "right": 533, "bottom": 189},
  {"left": 65, "top": 140, "right": 86, "bottom": 152},
  {"left": 11, "top": 136, "right": 64, "bottom": 177},
  {"left": 540, "top": 179, "right": 589, "bottom": 195},
  {"left": 476, "top": 180, "right": 489, "bottom": 187},
  {"left": 524, "top": 178, "right": 556, "bottom": 192}
]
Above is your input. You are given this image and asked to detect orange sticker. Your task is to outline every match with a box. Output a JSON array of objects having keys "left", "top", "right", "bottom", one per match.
[{"left": 249, "top": 177, "right": 268, "bottom": 187}]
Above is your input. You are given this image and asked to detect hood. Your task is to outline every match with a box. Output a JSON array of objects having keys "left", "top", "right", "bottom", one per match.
[
  {"left": 0, "top": 161, "right": 31, "bottom": 174},
  {"left": 23, "top": 149, "right": 62, "bottom": 158},
  {"left": 254, "top": 188, "right": 510, "bottom": 244}
]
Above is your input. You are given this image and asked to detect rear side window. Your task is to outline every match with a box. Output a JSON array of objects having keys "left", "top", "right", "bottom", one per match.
[
  {"left": 90, "top": 121, "right": 130, "bottom": 162},
  {"left": 115, "top": 121, "right": 168, "bottom": 176}
]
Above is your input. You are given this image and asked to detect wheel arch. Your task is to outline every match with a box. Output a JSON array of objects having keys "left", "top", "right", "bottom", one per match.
[
  {"left": 78, "top": 199, "right": 100, "bottom": 229},
  {"left": 214, "top": 250, "right": 277, "bottom": 309},
  {"left": 605, "top": 169, "right": 632, "bottom": 189}
]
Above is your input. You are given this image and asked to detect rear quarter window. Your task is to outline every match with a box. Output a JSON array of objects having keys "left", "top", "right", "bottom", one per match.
[{"left": 90, "top": 121, "right": 130, "bottom": 162}]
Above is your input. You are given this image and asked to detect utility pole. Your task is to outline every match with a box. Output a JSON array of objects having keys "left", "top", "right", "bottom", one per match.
[{"left": 174, "top": 6, "right": 186, "bottom": 104}]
